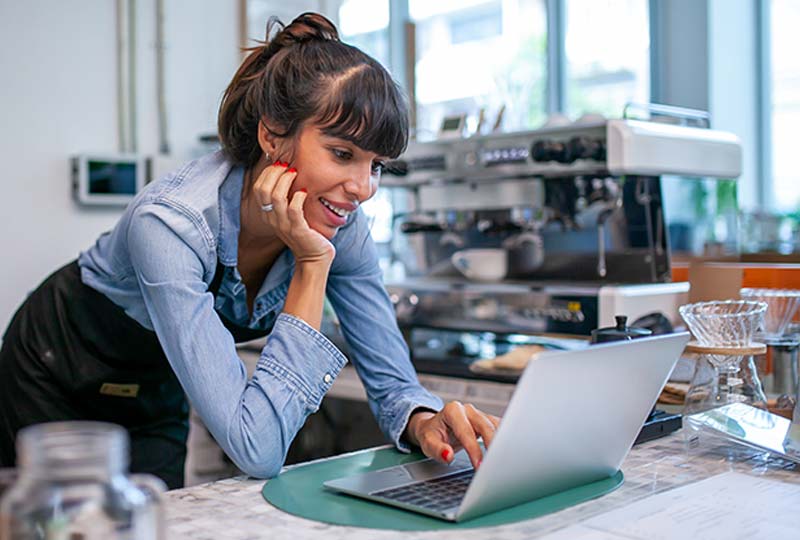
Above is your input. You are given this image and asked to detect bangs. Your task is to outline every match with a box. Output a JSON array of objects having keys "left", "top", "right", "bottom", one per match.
[{"left": 314, "top": 63, "right": 409, "bottom": 158}]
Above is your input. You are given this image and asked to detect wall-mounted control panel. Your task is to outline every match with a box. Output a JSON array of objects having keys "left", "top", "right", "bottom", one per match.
[{"left": 71, "top": 154, "right": 151, "bottom": 206}]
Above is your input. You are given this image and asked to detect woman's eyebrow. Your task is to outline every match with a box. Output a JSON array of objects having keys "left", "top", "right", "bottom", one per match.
[{"left": 323, "top": 136, "right": 385, "bottom": 160}]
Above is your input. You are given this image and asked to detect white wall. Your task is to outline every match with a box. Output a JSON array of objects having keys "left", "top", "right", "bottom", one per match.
[{"left": 0, "top": 0, "right": 240, "bottom": 333}]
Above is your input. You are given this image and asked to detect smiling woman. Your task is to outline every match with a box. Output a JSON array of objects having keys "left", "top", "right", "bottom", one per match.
[{"left": 0, "top": 12, "right": 499, "bottom": 490}]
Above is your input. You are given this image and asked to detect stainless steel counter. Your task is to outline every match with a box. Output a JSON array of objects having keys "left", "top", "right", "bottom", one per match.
[{"left": 165, "top": 432, "right": 799, "bottom": 540}]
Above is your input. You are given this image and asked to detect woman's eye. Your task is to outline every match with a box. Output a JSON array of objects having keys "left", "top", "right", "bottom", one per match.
[
  {"left": 332, "top": 149, "right": 352, "bottom": 160},
  {"left": 371, "top": 161, "right": 385, "bottom": 175}
]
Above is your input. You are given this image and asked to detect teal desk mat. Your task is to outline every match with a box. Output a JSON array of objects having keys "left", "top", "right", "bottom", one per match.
[{"left": 262, "top": 447, "right": 624, "bottom": 531}]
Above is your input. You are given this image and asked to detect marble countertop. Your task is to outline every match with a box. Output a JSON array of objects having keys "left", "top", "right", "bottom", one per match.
[{"left": 164, "top": 431, "right": 799, "bottom": 540}]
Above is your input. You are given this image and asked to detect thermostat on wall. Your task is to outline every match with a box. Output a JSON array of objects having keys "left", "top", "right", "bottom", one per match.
[{"left": 71, "top": 154, "right": 150, "bottom": 206}]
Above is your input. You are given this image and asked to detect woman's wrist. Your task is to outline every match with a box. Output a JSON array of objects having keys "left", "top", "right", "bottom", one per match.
[
  {"left": 294, "top": 256, "right": 333, "bottom": 276},
  {"left": 282, "top": 259, "right": 332, "bottom": 330}
]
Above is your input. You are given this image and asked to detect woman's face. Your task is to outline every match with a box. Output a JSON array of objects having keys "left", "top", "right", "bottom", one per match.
[{"left": 276, "top": 125, "right": 386, "bottom": 240}]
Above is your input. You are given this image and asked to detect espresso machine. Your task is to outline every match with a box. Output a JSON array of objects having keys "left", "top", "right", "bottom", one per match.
[{"left": 379, "top": 108, "right": 742, "bottom": 441}]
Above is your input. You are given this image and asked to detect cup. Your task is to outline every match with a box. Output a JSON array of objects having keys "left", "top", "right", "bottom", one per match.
[{"left": 451, "top": 248, "right": 508, "bottom": 281}]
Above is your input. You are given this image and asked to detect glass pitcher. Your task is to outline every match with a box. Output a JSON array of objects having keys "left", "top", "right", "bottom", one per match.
[{"left": 0, "top": 421, "right": 165, "bottom": 540}]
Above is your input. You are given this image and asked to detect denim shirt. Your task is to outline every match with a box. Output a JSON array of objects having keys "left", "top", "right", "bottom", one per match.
[{"left": 78, "top": 151, "right": 443, "bottom": 478}]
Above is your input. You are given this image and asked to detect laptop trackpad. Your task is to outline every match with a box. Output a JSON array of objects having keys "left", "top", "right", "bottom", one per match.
[
  {"left": 325, "top": 450, "right": 472, "bottom": 494},
  {"left": 399, "top": 450, "right": 472, "bottom": 483}
]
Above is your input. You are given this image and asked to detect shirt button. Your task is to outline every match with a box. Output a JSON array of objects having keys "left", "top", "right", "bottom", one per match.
[{"left": 323, "top": 373, "right": 333, "bottom": 384}]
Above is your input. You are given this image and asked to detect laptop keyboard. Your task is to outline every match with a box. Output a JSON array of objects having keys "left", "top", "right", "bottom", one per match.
[{"left": 372, "top": 469, "right": 475, "bottom": 513}]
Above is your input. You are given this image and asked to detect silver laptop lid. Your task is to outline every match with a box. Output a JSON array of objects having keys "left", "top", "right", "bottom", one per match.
[{"left": 457, "top": 332, "right": 689, "bottom": 520}]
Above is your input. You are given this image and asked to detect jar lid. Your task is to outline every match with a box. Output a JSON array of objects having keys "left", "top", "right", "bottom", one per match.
[{"left": 591, "top": 315, "right": 652, "bottom": 344}]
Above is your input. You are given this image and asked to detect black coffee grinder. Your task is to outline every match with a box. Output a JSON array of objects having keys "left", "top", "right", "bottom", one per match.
[{"left": 591, "top": 315, "right": 683, "bottom": 445}]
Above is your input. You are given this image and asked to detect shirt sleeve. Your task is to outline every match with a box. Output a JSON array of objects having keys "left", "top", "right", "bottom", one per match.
[
  {"left": 126, "top": 203, "right": 348, "bottom": 478},
  {"left": 327, "top": 211, "right": 444, "bottom": 452}
]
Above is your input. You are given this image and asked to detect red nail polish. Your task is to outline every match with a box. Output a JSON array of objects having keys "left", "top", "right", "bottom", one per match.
[
  {"left": 299, "top": 188, "right": 307, "bottom": 193},
  {"left": 281, "top": 162, "right": 289, "bottom": 167},
  {"left": 441, "top": 449, "right": 450, "bottom": 461},
  {"left": 288, "top": 167, "right": 297, "bottom": 173},
  {"left": 273, "top": 160, "right": 282, "bottom": 167}
]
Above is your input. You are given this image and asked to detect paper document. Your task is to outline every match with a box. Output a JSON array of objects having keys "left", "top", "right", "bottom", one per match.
[{"left": 542, "top": 472, "right": 800, "bottom": 540}]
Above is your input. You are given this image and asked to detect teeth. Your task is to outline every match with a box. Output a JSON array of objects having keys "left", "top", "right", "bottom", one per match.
[{"left": 320, "top": 198, "right": 353, "bottom": 218}]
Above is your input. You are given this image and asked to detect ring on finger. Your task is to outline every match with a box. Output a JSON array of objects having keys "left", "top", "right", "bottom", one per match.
[{"left": 261, "top": 203, "right": 274, "bottom": 213}]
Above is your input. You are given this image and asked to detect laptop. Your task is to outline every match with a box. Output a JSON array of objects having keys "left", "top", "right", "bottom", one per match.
[{"left": 324, "top": 332, "right": 690, "bottom": 522}]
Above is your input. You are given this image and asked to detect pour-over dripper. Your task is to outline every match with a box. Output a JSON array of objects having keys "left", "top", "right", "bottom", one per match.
[
  {"left": 739, "top": 288, "right": 800, "bottom": 340},
  {"left": 679, "top": 300, "right": 767, "bottom": 347}
]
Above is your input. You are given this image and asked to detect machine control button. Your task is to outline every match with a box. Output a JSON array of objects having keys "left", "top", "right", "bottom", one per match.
[
  {"left": 566, "top": 136, "right": 606, "bottom": 161},
  {"left": 530, "top": 140, "right": 570, "bottom": 163}
]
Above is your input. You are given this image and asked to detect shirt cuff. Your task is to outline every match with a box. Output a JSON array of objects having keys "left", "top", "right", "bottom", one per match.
[{"left": 258, "top": 313, "right": 348, "bottom": 412}]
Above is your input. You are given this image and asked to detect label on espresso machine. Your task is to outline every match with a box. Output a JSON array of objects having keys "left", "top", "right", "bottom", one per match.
[{"left": 511, "top": 295, "right": 598, "bottom": 336}]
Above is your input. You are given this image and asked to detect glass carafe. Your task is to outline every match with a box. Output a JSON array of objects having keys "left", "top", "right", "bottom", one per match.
[
  {"left": 683, "top": 352, "right": 768, "bottom": 415},
  {"left": 0, "top": 421, "right": 165, "bottom": 540}
]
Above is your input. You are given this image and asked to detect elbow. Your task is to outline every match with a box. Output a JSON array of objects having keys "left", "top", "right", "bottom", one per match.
[
  {"left": 224, "top": 423, "right": 288, "bottom": 479},
  {"left": 227, "top": 449, "right": 284, "bottom": 479}
]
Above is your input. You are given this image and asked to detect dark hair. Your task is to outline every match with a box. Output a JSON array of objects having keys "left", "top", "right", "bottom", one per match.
[{"left": 218, "top": 12, "right": 409, "bottom": 169}]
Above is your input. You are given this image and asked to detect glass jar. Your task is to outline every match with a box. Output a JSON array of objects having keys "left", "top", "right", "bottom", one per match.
[{"left": 0, "top": 421, "right": 164, "bottom": 540}]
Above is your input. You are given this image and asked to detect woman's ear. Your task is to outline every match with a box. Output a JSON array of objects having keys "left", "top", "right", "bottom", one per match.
[{"left": 257, "top": 121, "right": 280, "bottom": 157}]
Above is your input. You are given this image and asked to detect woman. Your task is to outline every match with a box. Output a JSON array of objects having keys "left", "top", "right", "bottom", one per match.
[{"left": 0, "top": 13, "right": 498, "bottom": 489}]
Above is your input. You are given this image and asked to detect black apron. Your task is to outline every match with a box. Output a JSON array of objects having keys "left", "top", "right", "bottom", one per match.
[{"left": 0, "top": 260, "right": 268, "bottom": 489}]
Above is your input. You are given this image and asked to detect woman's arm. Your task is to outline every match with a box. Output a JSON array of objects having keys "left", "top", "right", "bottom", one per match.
[
  {"left": 127, "top": 205, "right": 346, "bottom": 478},
  {"left": 328, "top": 211, "right": 500, "bottom": 469},
  {"left": 283, "top": 259, "right": 331, "bottom": 330},
  {"left": 252, "top": 160, "right": 336, "bottom": 330}
]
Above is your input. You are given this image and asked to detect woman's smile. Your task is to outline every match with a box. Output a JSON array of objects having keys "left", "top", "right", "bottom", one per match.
[{"left": 318, "top": 197, "right": 357, "bottom": 226}]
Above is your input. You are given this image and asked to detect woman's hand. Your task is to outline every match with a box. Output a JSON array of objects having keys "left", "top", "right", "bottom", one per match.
[
  {"left": 253, "top": 160, "right": 335, "bottom": 265},
  {"left": 405, "top": 402, "right": 501, "bottom": 470}
]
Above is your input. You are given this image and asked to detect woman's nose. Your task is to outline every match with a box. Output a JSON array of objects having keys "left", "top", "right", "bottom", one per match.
[{"left": 343, "top": 168, "right": 376, "bottom": 202}]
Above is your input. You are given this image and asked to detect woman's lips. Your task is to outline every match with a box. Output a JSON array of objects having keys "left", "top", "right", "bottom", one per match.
[{"left": 319, "top": 199, "right": 348, "bottom": 227}]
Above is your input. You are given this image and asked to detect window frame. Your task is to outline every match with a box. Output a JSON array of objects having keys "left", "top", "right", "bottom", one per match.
[{"left": 756, "top": 0, "right": 773, "bottom": 210}]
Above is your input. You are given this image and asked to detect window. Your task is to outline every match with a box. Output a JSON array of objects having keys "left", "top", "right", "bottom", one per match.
[
  {"left": 769, "top": 0, "right": 800, "bottom": 212},
  {"left": 564, "top": 0, "right": 650, "bottom": 119},
  {"left": 410, "top": 0, "right": 548, "bottom": 139},
  {"left": 337, "top": 0, "right": 391, "bottom": 68}
]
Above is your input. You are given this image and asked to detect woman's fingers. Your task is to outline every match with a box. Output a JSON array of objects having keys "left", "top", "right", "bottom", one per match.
[
  {"left": 287, "top": 189, "right": 308, "bottom": 227},
  {"left": 253, "top": 160, "right": 287, "bottom": 207},
  {"left": 419, "top": 428, "right": 453, "bottom": 465},
  {"left": 415, "top": 403, "right": 501, "bottom": 470},
  {"left": 270, "top": 166, "right": 297, "bottom": 217},
  {"left": 465, "top": 403, "right": 497, "bottom": 450},
  {"left": 442, "top": 402, "right": 483, "bottom": 469}
]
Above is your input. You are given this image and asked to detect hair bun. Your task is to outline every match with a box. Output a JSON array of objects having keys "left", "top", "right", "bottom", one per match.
[
  {"left": 264, "top": 12, "right": 339, "bottom": 55},
  {"left": 282, "top": 12, "right": 339, "bottom": 42}
]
